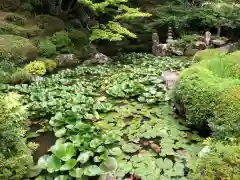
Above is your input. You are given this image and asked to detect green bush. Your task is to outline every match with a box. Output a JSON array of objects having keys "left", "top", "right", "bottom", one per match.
[
  {"left": 192, "top": 49, "right": 227, "bottom": 63},
  {"left": 172, "top": 51, "right": 240, "bottom": 139},
  {"left": 68, "top": 29, "right": 89, "bottom": 46},
  {"left": 4, "top": 13, "right": 26, "bottom": 26},
  {"left": 39, "top": 58, "right": 57, "bottom": 72},
  {"left": 0, "top": 23, "right": 27, "bottom": 37},
  {"left": 175, "top": 34, "right": 201, "bottom": 49},
  {"left": 25, "top": 60, "right": 46, "bottom": 76},
  {"left": 11, "top": 68, "right": 32, "bottom": 84},
  {"left": 0, "top": 60, "right": 16, "bottom": 73},
  {"left": 0, "top": 92, "right": 33, "bottom": 179},
  {"left": 50, "top": 31, "right": 72, "bottom": 52},
  {"left": 0, "top": 34, "right": 38, "bottom": 63},
  {"left": 35, "top": 15, "right": 65, "bottom": 35},
  {"left": 38, "top": 39, "right": 57, "bottom": 58},
  {"left": 190, "top": 141, "right": 240, "bottom": 180},
  {"left": 0, "top": 70, "right": 11, "bottom": 83}
]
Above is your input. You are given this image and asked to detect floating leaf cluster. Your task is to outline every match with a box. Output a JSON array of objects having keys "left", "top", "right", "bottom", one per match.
[{"left": 3, "top": 53, "right": 200, "bottom": 179}]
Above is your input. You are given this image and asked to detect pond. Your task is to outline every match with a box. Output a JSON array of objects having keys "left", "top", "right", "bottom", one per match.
[{"left": 17, "top": 53, "right": 204, "bottom": 180}]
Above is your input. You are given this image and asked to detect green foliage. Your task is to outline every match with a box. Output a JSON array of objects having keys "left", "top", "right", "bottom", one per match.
[
  {"left": 172, "top": 51, "right": 240, "bottom": 139},
  {"left": 0, "top": 34, "right": 38, "bottom": 63},
  {"left": 3, "top": 53, "right": 201, "bottom": 179},
  {"left": 68, "top": 29, "right": 89, "bottom": 46},
  {"left": 11, "top": 68, "right": 32, "bottom": 84},
  {"left": 0, "top": 92, "right": 33, "bottom": 179},
  {"left": 193, "top": 49, "right": 228, "bottom": 63},
  {"left": 4, "top": 13, "right": 26, "bottom": 26},
  {"left": 38, "top": 39, "right": 57, "bottom": 58},
  {"left": 191, "top": 140, "right": 240, "bottom": 180},
  {"left": 40, "top": 58, "right": 57, "bottom": 72},
  {"left": 0, "top": 60, "right": 16, "bottom": 73},
  {"left": 81, "top": 0, "right": 151, "bottom": 41},
  {"left": 0, "top": 22, "right": 27, "bottom": 36},
  {"left": 35, "top": 15, "right": 65, "bottom": 35},
  {"left": 0, "top": 70, "right": 11, "bottom": 83},
  {"left": 25, "top": 60, "right": 46, "bottom": 76},
  {"left": 175, "top": 34, "right": 202, "bottom": 50},
  {"left": 50, "top": 31, "right": 72, "bottom": 52}
]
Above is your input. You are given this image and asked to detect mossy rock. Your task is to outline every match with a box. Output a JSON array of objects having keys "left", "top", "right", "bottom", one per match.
[
  {"left": 35, "top": 15, "right": 65, "bottom": 35},
  {"left": 192, "top": 49, "right": 227, "bottom": 62},
  {"left": 0, "top": 0, "right": 20, "bottom": 11},
  {"left": 0, "top": 35, "right": 38, "bottom": 63},
  {"left": 172, "top": 51, "right": 240, "bottom": 138}
]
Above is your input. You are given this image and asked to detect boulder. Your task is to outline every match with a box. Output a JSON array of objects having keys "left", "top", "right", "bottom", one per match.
[
  {"left": 212, "top": 39, "right": 227, "bottom": 47},
  {"left": 194, "top": 41, "right": 206, "bottom": 50},
  {"left": 55, "top": 54, "right": 78, "bottom": 67},
  {"left": 161, "top": 71, "right": 179, "bottom": 89},
  {"left": 216, "top": 44, "right": 233, "bottom": 52},
  {"left": 0, "top": 0, "right": 20, "bottom": 11},
  {"left": 90, "top": 53, "right": 111, "bottom": 64},
  {"left": 184, "top": 48, "right": 199, "bottom": 56},
  {"left": 0, "top": 34, "right": 38, "bottom": 63}
]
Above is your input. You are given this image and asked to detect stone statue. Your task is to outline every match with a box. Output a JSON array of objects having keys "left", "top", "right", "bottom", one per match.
[{"left": 204, "top": 31, "right": 211, "bottom": 48}]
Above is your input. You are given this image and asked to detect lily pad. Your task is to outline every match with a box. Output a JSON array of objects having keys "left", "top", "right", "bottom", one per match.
[
  {"left": 60, "top": 159, "right": 77, "bottom": 171},
  {"left": 84, "top": 165, "right": 103, "bottom": 176},
  {"left": 100, "top": 157, "right": 118, "bottom": 172},
  {"left": 77, "top": 151, "right": 93, "bottom": 164},
  {"left": 122, "top": 143, "right": 141, "bottom": 153},
  {"left": 69, "top": 168, "right": 84, "bottom": 178},
  {"left": 50, "top": 143, "right": 75, "bottom": 161}
]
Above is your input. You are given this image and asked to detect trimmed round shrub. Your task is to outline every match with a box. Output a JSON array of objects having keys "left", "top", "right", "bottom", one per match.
[
  {"left": 0, "top": 23, "right": 27, "bottom": 37},
  {"left": 38, "top": 39, "right": 57, "bottom": 58},
  {"left": 11, "top": 68, "right": 32, "bottom": 84},
  {"left": 4, "top": 13, "right": 26, "bottom": 26},
  {"left": 25, "top": 60, "right": 46, "bottom": 76},
  {"left": 50, "top": 31, "right": 72, "bottom": 52},
  {"left": 0, "top": 71, "right": 11, "bottom": 83},
  {"left": 68, "top": 29, "right": 89, "bottom": 46},
  {"left": 172, "top": 51, "right": 240, "bottom": 139},
  {"left": 191, "top": 141, "right": 240, "bottom": 180},
  {"left": 192, "top": 49, "right": 227, "bottom": 63},
  {"left": 35, "top": 15, "right": 65, "bottom": 35},
  {"left": 0, "top": 35, "right": 38, "bottom": 63},
  {"left": 39, "top": 58, "right": 57, "bottom": 72}
]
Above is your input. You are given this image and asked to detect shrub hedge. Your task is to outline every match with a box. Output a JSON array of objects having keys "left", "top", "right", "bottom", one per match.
[{"left": 172, "top": 50, "right": 240, "bottom": 139}]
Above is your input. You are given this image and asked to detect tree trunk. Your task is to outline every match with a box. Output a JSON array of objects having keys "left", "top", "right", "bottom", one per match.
[{"left": 217, "top": 26, "right": 221, "bottom": 37}]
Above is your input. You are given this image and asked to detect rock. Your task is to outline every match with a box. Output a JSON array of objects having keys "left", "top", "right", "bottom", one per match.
[
  {"left": 55, "top": 54, "right": 78, "bottom": 67},
  {"left": 195, "top": 41, "right": 206, "bottom": 50},
  {"left": 172, "top": 49, "right": 183, "bottom": 56},
  {"left": 161, "top": 71, "right": 179, "bottom": 89},
  {"left": 0, "top": 0, "right": 20, "bottom": 11},
  {"left": 212, "top": 39, "right": 227, "bottom": 47},
  {"left": 0, "top": 34, "right": 38, "bottom": 63},
  {"left": 216, "top": 44, "right": 232, "bottom": 52},
  {"left": 184, "top": 48, "right": 199, "bottom": 56},
  {"left": 91, "top": 53, "right": 110, "bottom": 64}
]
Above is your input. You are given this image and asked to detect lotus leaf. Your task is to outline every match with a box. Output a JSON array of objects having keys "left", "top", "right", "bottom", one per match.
[
  {"left": 122, "top": 143, "right": 141, "bottom": 153},
  {"left": 77, "top": 151, "right": 93, "bottom": 163},
  {"left": 50, "top": 143, "right": 75, "bottom": 161},
  {"left": 69, "top": 168, "right": 84, "bottom": 178}
]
